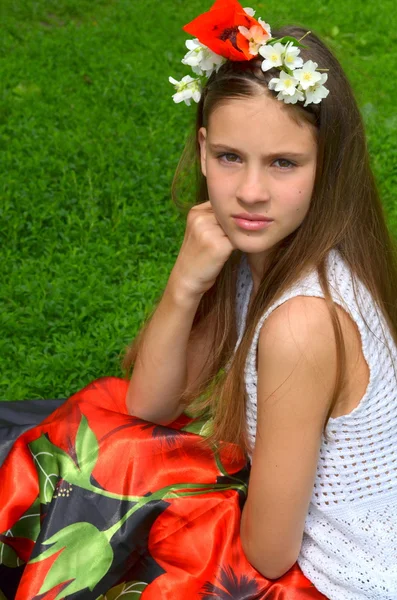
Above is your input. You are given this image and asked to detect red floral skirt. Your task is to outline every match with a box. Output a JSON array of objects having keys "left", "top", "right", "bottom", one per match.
[{"left": 0, "top": 377, "right": 326, "bottom": 599}]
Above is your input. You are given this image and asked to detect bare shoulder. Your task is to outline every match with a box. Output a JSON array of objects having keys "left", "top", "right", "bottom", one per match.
[
  {"left": 257, "top": 294, "right": 368, "bottom": 417},
  {"left": 255, "top": 295, "right": 341, "bottom": 432},
  {"left": 259, "top": 294, "right": 364, "bottom": 367},
  {"left": 258, "top": 295, "right": 337, "bottom": 366}
]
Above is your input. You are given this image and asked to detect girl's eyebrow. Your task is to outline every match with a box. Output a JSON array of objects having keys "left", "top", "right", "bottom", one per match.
[{"left": 208, "top": 143, "right": 309, "bottom": 160}]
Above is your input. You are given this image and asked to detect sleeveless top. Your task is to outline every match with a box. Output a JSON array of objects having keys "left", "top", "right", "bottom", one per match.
[{"left": 234, "top": 249, "right": 397, "bottom": 599}]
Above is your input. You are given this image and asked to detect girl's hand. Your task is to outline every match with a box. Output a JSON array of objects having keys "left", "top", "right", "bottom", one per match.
[{"left": 170, "top": 201, "right": 235, "bottom": 297}]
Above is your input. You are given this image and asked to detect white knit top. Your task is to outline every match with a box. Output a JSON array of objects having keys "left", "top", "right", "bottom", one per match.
[{"left": 234, "top": 249, "right": 397, "bottom": 599}]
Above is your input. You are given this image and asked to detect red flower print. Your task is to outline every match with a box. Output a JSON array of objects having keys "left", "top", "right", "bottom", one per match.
[
  {"left": 145, "top": 489, "right": 267, "bottom": 598},
  {"left": 15, "top": 547, "right": 65, "bottom": 600},
  {"left": 200, "top": 565, "right": 263, "bottom": 598},
  {"left": 36, "top": 377, "right": 246, "bottom": 499},
  {"left": 145, "top": 489, "right": 327, "bottom": 599},
  {"left": 88, "top": 416, "right": 245, "bottom": 499},
  {"left": 183, "top": 0, "right": 263, "bottom": 61}
]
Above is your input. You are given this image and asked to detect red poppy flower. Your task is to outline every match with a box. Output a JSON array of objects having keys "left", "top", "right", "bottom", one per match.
[
  {"left": 145, "top": 491, "right": 327, "bottom": 598},
  {"left": 183, "top": 0, "right": 263, "bottom": 61},
  {"left": 146, "top": 489, "right": 258, "bottom": 597},
  {"left": 40, "top": 377, "right": 246, "bottom": 499},
  {"left": 89, "top": 415, "right": 246, "bottom": 498},
  {"left": 0, "top": 534, "right": 34, "bottom": 563},
  {"left": 15, "top": 548, "right": 65, "bottom": 600}
]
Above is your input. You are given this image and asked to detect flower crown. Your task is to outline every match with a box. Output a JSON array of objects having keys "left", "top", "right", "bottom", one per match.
[{"left": 169, "top": 0, "right": 329, "bottom": 107}]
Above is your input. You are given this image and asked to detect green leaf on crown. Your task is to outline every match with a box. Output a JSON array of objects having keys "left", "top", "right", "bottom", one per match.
[{"left": 267, "top": 36, "right": 307, "bottom": 48}]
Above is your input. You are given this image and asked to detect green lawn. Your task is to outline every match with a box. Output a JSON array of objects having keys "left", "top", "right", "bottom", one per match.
[{"left": 1, "top": 0, "right": 396, "bottom": 400}]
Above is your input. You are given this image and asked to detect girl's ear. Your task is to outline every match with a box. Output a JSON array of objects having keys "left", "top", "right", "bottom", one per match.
[{"left": 198, "top": 127, "right": 207, "bottom": 177}]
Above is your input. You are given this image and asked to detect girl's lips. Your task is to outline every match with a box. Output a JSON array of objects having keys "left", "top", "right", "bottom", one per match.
[
  {"left": 233, "top": 213, "right": 273, "bottom": 221},
  {"left": 232, "top": 217, "right": 274, "bottom": 231}
]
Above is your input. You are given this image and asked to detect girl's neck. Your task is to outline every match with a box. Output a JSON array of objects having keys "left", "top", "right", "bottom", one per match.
[{"left": 246, "top": 253, "right": 266, "bottom": 297}]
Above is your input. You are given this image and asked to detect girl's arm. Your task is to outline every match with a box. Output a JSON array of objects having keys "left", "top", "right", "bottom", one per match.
[
  {"left": 125, "top": 201, "right": 234, "bottom": 425},
  {"left": 240, "top": 295, "right": 338, "bottom": 579},
  {"left": 125, "top": 273, "right": 207, "bottom": 424}
]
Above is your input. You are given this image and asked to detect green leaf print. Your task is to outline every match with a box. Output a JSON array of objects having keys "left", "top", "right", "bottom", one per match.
[
  {"left": 75, "top": 414, "right": 99, "bottom": 474},
  {"left": 0, "top": 539, "right": 22, "bottom": 568},
  {"left": 11, "top": 496, "right": 41, "bottom": 541},
  {"left": 0, "top": 496, "right": 41, "bottom": 567},
  {"left": 29, "top": 427, "right": 141, "bottom": 502},
  {"left": 181, "top": 415, "right": 214, "bottom": 437},
  {"left": 96, "top": 580, "right": 148, "bottom": 599},
  {"left": 30, "top": 522, "right": 113, "bottom": 599},
  {"left": 29, "top": 435, "right": 80, "bottom": 504}
]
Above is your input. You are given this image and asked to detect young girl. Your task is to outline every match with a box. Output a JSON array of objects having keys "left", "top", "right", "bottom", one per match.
[
  {"left": 1, "top": 1, "right": 396, "bottom": 598},
  {"left": 126, "top": 0, "right": 397, "bottom": 596}
]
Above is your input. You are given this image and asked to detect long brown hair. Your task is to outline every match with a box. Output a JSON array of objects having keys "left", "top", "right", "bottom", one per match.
[{"left": 124, "top": 27, "right": 397, "bottom": 455}]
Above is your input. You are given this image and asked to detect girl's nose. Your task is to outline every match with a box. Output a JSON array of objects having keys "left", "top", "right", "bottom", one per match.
[{"left": 235, "top": 168, "right": 270, "bottom": 204}]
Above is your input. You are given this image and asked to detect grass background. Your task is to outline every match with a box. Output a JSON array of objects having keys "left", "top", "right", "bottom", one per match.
[{"left": 1, "top": 0, "right": 396, "bottom": 401}]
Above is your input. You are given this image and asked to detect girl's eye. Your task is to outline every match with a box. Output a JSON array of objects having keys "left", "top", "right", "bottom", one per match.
[
  {"left": 218, "top": 153, "right": 240, "bottom": 164},
  {"left": 273, "top": 158, "right": 295, "bottom": 169}
]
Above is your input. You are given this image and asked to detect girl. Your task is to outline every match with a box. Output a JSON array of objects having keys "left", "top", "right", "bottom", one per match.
[
  {"left": 127, "top": 0, "right": 397, "bottom": 596},
  {"left": 1, "top": 1, "right": 396, "bottom": 598}
]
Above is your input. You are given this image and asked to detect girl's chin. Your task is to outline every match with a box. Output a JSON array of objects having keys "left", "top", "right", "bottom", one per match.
[
  {"left": 230, "top": 229, "right": 275, "bottom": 246},
  {"left": 234, "top": 243, "right": 274, "bottom": 257}
]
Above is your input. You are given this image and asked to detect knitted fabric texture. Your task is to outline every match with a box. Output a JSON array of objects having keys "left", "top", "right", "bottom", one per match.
[{"left": 235, "top": 249, "right": 397, "bottom": 599}]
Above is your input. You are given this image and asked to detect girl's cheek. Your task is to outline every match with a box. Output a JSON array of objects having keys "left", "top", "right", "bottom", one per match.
[{"left": 278, "top": 188, "right": 312, "bottom": 214}]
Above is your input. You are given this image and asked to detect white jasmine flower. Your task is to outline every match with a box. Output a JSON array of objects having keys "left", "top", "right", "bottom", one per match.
[
  {"left": 293, "top": 60, "right": 322, "bottom": 90},
  {"left": 268, "top": 70, "right": 299, "bottom": 96},
  {"left": 259, "top": 42, "right": 285, "bottom": 71},
  {"left": 282, "top": 42, "right": 303, "bottom": 70},
  {"left": 278, "top": 87, "right": 305, "bottom": 104},
  {"left": 182, "top": 39, "right": 225, "bottom": 77},
  {"left": 258, "top": 17, "right": 271, "bottom": 38},
  {"left": 243, "top": 7, "right": 255, "bottom": 16},
  {"left": 304, "top": 73, "right": 329, "bottom": 105},
  {"left": 238, "top": 24, "right": 271, "bottom": 55},
  {"left": 169, "top": 75, "right": 202, "bottom": 106}
]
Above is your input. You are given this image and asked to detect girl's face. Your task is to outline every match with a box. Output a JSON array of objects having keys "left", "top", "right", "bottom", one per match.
[{"left": 198, "top": 93, "right": 317, "bottom": 276}]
